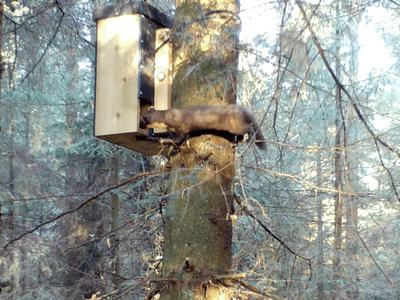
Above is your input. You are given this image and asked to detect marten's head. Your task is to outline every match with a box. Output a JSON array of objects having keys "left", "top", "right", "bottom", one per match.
[
  {"left": 140, "top": 107, "right": 155, "bottom": 126},
  {"left": 140, "top": 108, "right": 169, "bottom": 130}
]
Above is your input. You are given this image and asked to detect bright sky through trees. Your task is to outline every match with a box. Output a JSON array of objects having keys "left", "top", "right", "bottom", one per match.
[{"left": 240, "top": 1, "right": 398, "bottom": 80}]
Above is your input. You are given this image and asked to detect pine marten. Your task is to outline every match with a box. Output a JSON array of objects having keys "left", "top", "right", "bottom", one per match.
[{"left": 141, "top": 104, "right": 267, "bottom": 150}]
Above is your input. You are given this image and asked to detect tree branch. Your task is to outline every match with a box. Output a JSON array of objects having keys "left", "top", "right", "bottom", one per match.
[
  {"left": 234, "top": 194, "right": 312, "bottom": 282},
  {"left": 374, "top": 140, "right": 400, "bottom": 202},
  {"left": 356, "top": 230, "right": 396, "bottom": 292},
  {"left": 1, "top": 170, "right": 164, "bottom": 255},
  {"left": 19, "top": 0, "right": 64, "bottom": 85},
  {"left": 296, "top": 0, "right": 400, "bottom": 160}
]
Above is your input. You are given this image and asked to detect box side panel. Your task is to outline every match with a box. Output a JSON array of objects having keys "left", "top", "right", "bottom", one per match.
[
  {"left": 95, "top": 15, "right": 141, "bottom": 136},
  {"left": 138, "top": 16, "right": 156, "bottom": 104}
]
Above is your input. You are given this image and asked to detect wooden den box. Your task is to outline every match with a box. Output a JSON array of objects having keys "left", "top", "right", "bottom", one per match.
[{"left": 94, "top": 1, "right": 172, "bottom": 155}]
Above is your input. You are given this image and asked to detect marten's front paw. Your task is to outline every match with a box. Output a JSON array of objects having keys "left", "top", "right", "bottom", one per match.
[
  {"left": 160, "top": 138, "right": 176, "bottom": 146},
  {"left": 243, "top": 133, "right": 250, "bottom": 143}
]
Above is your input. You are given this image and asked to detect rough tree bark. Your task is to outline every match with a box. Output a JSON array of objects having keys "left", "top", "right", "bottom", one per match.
[{"left": 160, "top": 1, "right": 240, "bottom": 299}]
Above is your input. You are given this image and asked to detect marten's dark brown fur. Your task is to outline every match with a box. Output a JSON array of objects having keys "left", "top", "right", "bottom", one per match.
[{"left": 142, "top": 104, "right": 266, "bottom": 150}]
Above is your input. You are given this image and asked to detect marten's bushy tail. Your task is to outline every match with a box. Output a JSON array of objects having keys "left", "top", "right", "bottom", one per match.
[
  {"left": 253, "top": 123, "right": 267, "bottom": 150},
  {"left": 255, "top": 131, "right": 267, "bottom": 150},
  {"left": 245, "top": 110, "right": 266, "bottom": 150}
]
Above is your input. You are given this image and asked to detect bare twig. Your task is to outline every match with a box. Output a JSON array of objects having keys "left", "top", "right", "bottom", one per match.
[
  {"left": 242, "top": 164, "right": 357, "bottom": 196},
  {"left": 1, "top": 193, "right": 92, "bottom": 204}
]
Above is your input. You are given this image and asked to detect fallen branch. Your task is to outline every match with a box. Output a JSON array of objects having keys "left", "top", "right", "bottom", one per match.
[{"left": 236, "top": 279, "right": 282, "bottom": 300}]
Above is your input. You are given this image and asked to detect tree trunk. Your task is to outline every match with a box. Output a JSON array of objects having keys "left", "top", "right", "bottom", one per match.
[
  {"left": 0, "top": 1, "right": 4, "bottom": 239},
  {"left": 345, "top": 180, "right": 359, "bottom": 299},
  {"left": 110, "top": 153, "right": 121, "bottom": 287},
  {"left": 61, "top": 45, "right": 104, "bottom": 299},
  {"left": 345, "top": 14, "right": 360, "bottom": 297},
  {"left": 332, "top": 1, "right": 344, "bottom": 298},
  {"left": 316, "top": 150, "right": 325, "bottom": 299},
  {"left": 160, "top": 1, "right": 240, "bottom": 299}
]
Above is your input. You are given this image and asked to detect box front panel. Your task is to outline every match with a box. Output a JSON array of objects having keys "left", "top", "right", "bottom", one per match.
[{"left": 95, "top": 15, "right": 141, "bottom": 136}]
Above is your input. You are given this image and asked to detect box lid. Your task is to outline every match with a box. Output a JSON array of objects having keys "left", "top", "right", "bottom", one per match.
[{"left": 94, "top": 1, "right": 173, "bottom": 28}]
